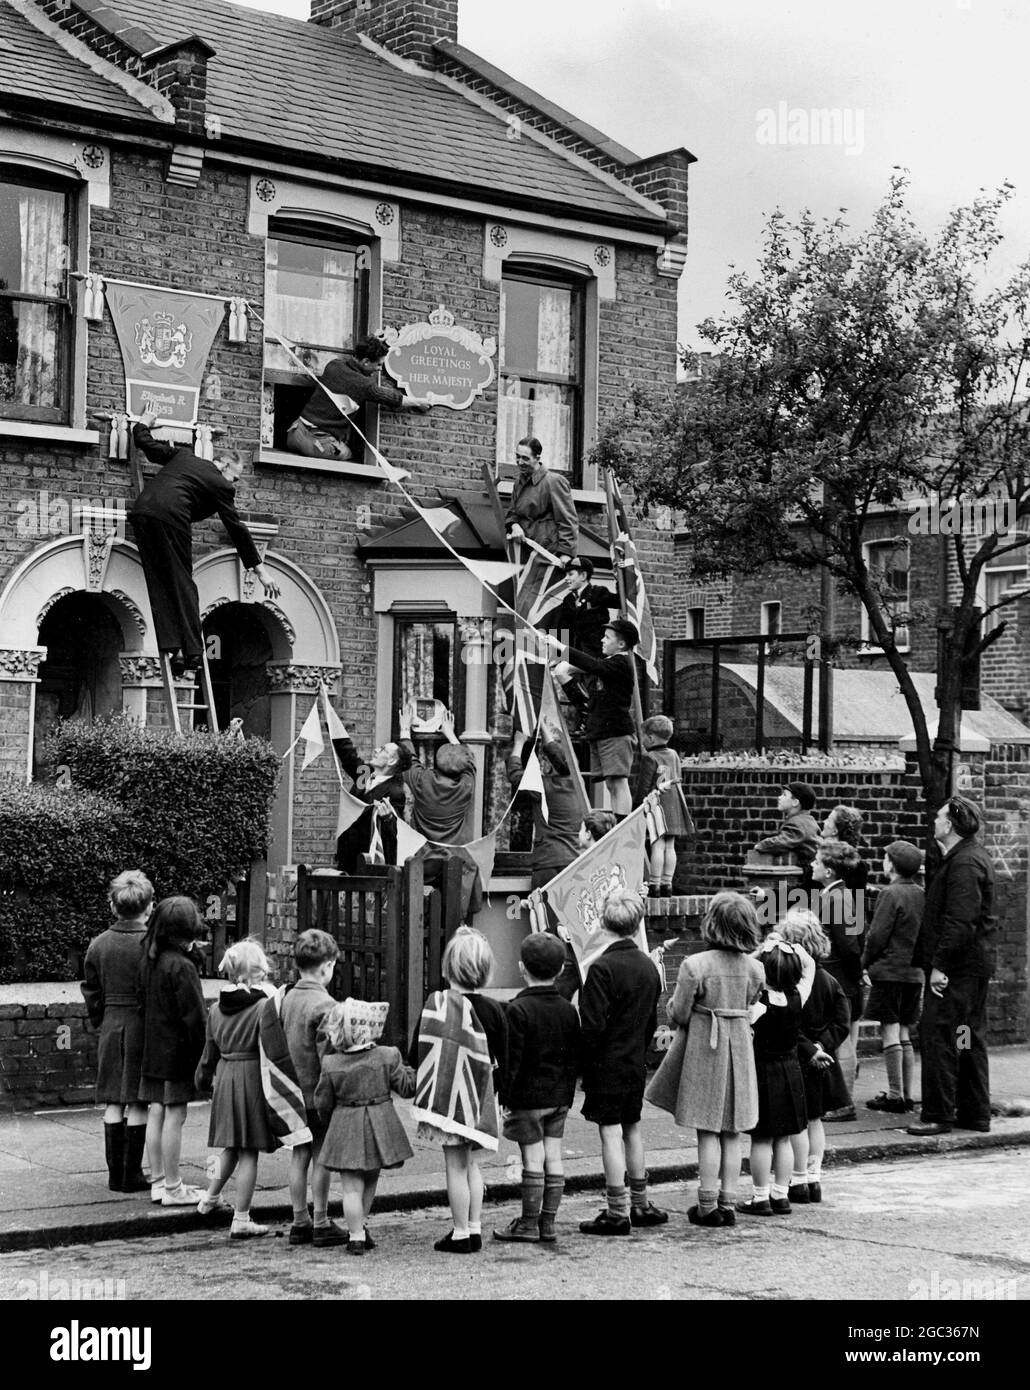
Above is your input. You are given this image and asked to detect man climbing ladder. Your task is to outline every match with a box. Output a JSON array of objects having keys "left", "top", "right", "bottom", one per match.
[{"left": 130, "top": 410, "right": 280, "bottom": 677}]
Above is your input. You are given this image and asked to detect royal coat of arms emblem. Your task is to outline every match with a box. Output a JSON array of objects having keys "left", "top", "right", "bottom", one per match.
[{"left": 134, "top": 311, "right": 193, "bottom": 370}]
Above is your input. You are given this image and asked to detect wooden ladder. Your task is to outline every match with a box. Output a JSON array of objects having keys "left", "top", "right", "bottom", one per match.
[{"left": 159, "top": 649, "right": 219, "bottom": 735}]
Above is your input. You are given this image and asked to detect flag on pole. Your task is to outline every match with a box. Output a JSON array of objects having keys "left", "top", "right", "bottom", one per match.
[
  {"left": 607, "top": 471, "right": 659, "bottom": 683},
  {"left": 538, "top": 667, "right": 591, "bottom": 818},
  {"left": 541, "top": 806, "right": 650, "bottom": 978},
  {"left": 298, "top": 700, "right": 324, "bottom": 770}
]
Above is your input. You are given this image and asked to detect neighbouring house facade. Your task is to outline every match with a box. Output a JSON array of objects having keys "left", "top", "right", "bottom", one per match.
[
  {"left": 0, "top": 0, "right": 693, "bottom": 869},
  {"left": 673, "top": 510, "right": 1030, "bottom": 749}
]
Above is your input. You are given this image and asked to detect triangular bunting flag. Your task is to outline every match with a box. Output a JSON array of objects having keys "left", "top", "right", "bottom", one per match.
[
  {"left": 321, "top": 685, "right": 348, "bottom": 742},
  {"left": 460, "top": 830, "right": 498, "bottom": 890},
  {"left": 395, "top": 818, "right": 430, "bottom": 864},
  {"left": 336, "top": 786, "right": 369, "bottom": 838},
  {"left": 298, "top": 701, "right": 324, "bottom": 770},
  {"left": 518, "top": 746, "right": 549, "bottom": 823}
]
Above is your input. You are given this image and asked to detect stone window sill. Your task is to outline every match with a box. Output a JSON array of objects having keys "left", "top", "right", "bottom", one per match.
[
  {"left": 254, "top": 448, "right": 388, "bottom": 480},
  {"left": 0, "top": 421, "right": 100, "bottom": 445}
]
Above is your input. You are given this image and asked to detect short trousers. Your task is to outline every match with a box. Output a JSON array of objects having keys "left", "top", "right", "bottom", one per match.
[
  {"left": 582, "top": 1087, "right": 644, "bottom": 1128},
  {"left": 305, "top": 1108, "right": 328, "bottom": 1145},
  {"left": 502, "top": 1105, "right": 570, "bottom": 1145},
  {"left": 591, "top": 735, "right": 634, "bottom": 778},
  {"left": 864, "top": 981, "right": 923, "bottom": 1027},
  {"left": 138, "top": 1076, "right": 193, "bottom": 1106}
]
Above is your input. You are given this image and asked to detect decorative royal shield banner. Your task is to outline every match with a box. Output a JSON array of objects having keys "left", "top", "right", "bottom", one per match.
[
  {"left": 383, "top": 304, "right": 495, "bottom": 410},
  {"left": 105, "top": 282, "right": 225, "bottom": 426}
]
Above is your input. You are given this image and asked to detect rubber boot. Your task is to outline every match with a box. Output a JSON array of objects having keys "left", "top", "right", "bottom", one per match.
[
  {"left": 104, "top": 1121, "right": 125, "bottom": 1193},
  {"left": 122, "top": 1124, "right": 150, "bottom": 1193}
]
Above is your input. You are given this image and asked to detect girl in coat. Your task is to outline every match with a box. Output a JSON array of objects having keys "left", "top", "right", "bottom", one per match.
[
  {"left": 636, "top": 715, "right": 694, "bottom": 897},
  {"left": 315, "top": 998, "right": 416, "bottom": 1255},
  {"left": 779, "top": 908, "right": 852, "bottom": 1204},
  {"left": 195, "top": 940, "right": 277, "bottom": 1238},
  {"left": 81, "top": 870, "right": 154, "bottom": 1193},
  {"left": 645, "top": 892, "right": 764, "bottom": 1226},
  {"left": 138, "top": 896, "right": 207, "bottom": 1207},
  {"left": 738, "top": 935, "right": 816, "bottom": 1216},
  {"left": 813, "top": 838, "right": 865, "bottom": 1117}
]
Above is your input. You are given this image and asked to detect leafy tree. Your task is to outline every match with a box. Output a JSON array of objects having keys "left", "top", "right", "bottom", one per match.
[{"left": 594, "top": 174, "right": 1030, "bottom": 810}]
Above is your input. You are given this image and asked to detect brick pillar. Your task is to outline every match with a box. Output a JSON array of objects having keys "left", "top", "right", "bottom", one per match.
[{"left": 148, "top": 38, "right": 215, "bottom": 136}]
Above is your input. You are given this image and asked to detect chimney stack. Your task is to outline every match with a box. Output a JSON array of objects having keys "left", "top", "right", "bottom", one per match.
[{"left": 310, "top": 0, "right": 458, "bottom": 68}]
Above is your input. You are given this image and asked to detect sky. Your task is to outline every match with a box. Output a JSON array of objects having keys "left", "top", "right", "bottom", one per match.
[{"left": 234, "top": 0, "right": 1030, "bottom": 353}]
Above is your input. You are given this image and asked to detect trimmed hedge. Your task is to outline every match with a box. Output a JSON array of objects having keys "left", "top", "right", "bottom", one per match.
[
  {"left": 0, "top": 783, "right": 126, "bottom": 983},
  {"left": 0, "top": 716, "right": 280, "bottom": 982}
]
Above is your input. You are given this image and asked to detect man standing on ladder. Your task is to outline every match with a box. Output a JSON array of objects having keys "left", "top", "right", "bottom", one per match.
[{"left": 130, "top": 410, "right": 280, "bottom": 676}]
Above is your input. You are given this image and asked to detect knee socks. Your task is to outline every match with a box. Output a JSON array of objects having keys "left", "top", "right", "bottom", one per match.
[
  {"left": 884, "top": 1043, "right": 904, "bottom": 1099},
  {"left": 540, "top": 1175, "right": 565, "bottom": 1235},
  {"left": 901, "top": 1041, "right": 916, "bottom": 1101},
  {"left": 520, "top": 1170, "right": 546, "bottom": 1223}
]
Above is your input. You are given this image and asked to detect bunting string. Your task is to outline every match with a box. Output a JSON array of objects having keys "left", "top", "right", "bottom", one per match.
[{"left": 247, "top": 308, "right": 567, "bottom": 650}]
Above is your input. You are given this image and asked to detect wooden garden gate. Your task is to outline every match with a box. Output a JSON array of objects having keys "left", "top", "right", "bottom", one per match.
[{"left": 295, "top": 856, "right": 464, "bottom": 1049}]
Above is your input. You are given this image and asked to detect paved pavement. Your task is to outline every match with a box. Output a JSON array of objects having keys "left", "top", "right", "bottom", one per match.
[
  {"left": 1, "top": 1046, "right": 1028, "bottom": 1252},
  {"left": 2, "top": 1149, "right": 1029, "bottom": 1305}
]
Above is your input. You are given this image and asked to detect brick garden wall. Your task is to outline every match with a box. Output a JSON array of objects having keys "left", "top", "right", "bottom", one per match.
[{"left": 674, "top": 749, "right": 1029, "bottom": 1043}]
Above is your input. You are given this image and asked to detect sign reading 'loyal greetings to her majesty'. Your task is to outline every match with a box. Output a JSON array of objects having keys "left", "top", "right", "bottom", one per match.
[
  {"left": 105, "top": 282, "right": 225, "bottom": 427},
  {"left": 383, "top": 304, "right": 496, "bottom": 410}
]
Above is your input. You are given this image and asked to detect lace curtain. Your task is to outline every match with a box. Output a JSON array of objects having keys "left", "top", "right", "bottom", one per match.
[
  {"left": 398, "top": 621, "right": 454, "bottom": 709},
  {"left": 13, "top": 188, "right": 65, "bottom": 408},
  {"left": 265, "top": 241, "right": 355, "bottom": 369}
]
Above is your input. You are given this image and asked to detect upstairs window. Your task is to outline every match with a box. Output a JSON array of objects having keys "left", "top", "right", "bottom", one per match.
[
  {"left": 760, "top": 601, "right": 782, "bottom": 637},
  {"left": 497, "top": 267, "right": 584, "bottom": 485},
  {"left": 0, "top": 173, "right": 74, "bottom": 423},
  {"left": 262, "top": 223, "right": 370, "bottom": 451},
  {"left": 861, "top": 539, "right": 911, "bottom": 652}
]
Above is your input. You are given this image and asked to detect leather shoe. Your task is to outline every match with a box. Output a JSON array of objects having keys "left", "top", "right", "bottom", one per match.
[
  {"left": 956, "top": 1120, "right": 991, "bottom": 1133},
  {"left": 787, "top": 1183, "right": 810, "bottom": 1204},
  {"left": 687, "top": 1205, "right": 724, "bottom": 1227},
  {"left": 630, "top": 1201, "right": 668, "bottom": 1227},
  {"left": 867, "top": 1092, "right": 908, "bottom": 1114},
  {"left": 906, "top": 1120, "right": 953, "bottom": 1136},
  {"left": 579, "top": 1210, "right": 630, "bottom": 1236}
]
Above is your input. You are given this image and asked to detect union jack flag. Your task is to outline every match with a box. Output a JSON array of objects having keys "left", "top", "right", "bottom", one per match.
[
  {"left": 258, "top": 988, "right": 313, "bottom": 1150},
  {"left": 412, "top": 991, "right": 499, "bottom": 1150},
  {"left": 497, "top": 543, "right": 576, "bottom": 732},
  {"left": 607, "top": 471, "right": 659, "bottom": 683}
]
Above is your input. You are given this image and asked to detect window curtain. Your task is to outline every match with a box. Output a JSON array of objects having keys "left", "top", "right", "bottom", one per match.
[
  {"left": 16, "top": 189, "right": 64, "bottom": 407},
  {"left": 267, "top": 243, "right": 354, "bottom": 350},
  {"left": 536, "top": 288, "right": 570, "bottom": 375}
]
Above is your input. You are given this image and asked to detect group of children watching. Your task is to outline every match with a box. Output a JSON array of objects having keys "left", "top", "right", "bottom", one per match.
[{"left": 82, "top": 794, "right": 929, "bottom": 1249}]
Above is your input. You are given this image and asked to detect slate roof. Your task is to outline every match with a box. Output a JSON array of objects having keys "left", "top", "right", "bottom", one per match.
[
  {"left": 38, "top": 0, "right": 669, "bottom": 229},
  {"left": 0, "top": 0, "right": 161, "bottom": 121}
]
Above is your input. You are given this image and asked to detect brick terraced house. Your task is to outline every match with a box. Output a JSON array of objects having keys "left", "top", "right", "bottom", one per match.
[{"left": 0, "top": 0, "right": 694, "bottom": 871}]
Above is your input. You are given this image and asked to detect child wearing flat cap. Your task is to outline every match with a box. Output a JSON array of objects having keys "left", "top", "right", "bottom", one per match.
[{"left": 754, "top": 783, "right": 820, "bottom": 884}]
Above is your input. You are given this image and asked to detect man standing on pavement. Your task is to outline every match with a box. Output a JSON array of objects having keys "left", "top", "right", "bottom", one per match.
[
  {"left": 130, "top": 412, "right": 280, "bottom": 675},
  {"left": 908, "top": 794, "right": 996, "bottom": 1137},
  {"left": 286, "top": 334, "right": 429, "bottom": 461}
]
